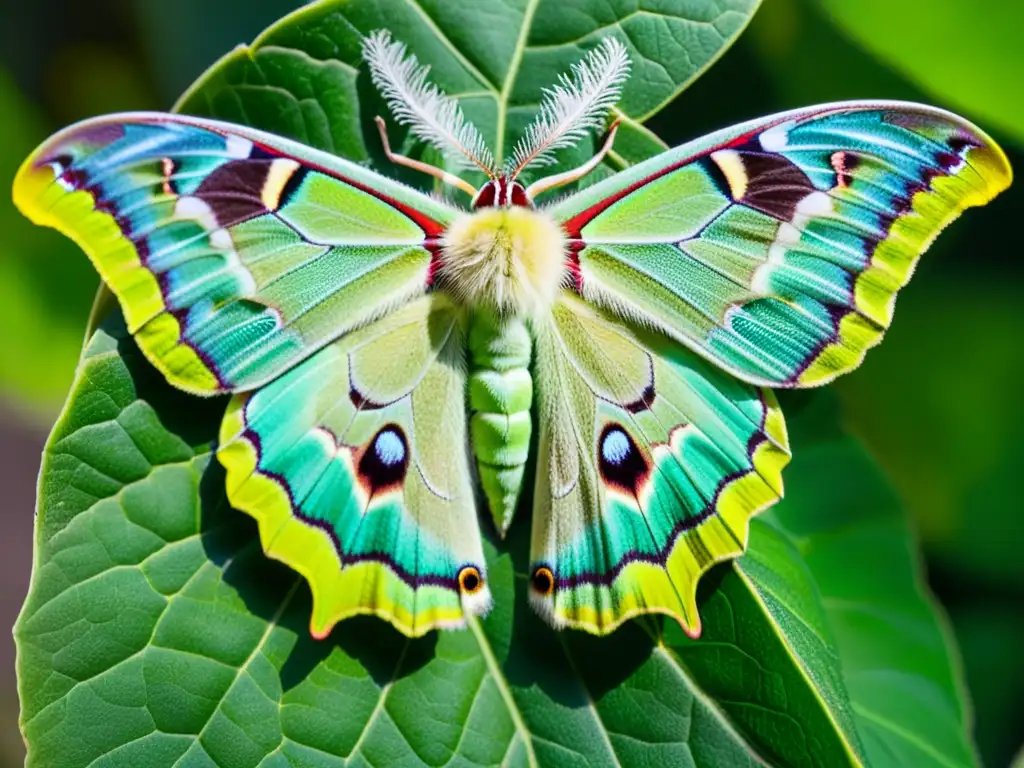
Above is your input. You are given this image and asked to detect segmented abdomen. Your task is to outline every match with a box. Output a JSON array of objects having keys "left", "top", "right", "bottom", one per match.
[{"left": 467, "top": 311, "right": 532, "bottom": 536}]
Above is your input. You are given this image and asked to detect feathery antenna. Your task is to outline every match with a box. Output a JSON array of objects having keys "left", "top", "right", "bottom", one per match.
[
  {"left": 362, "top": 30, "right": 495, "bottom": 176},
  {"left": 506, "top": 38, "right": 630, "bottom": 179}
]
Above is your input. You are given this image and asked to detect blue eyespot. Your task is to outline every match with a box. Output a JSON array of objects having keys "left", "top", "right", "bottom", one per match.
[
  {"left": 358, "top": 426, "right": 409, "bottom": 493},
  {"left": 375, "top": 429, "right": 406, "bottom": 466},
  {"left": 601, "top": 428, "right": 631, "bottom": 465},
  {"left": 597, "top": 424, "right": 648, "bottom": 493}
]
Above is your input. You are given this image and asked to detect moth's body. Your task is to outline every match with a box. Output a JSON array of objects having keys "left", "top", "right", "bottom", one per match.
[
  {"left": 13, "top": 29, "right": 1011, "bottom": 640},
  {"left": 465, "top": 308, "right": 533, "bottom": 532},
  {"left": 439, "top": 177, "right": 565, "bottom": 530}
]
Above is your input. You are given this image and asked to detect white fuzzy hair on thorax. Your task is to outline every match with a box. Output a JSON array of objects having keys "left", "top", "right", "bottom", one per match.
[{"left": 439, "top": 207, "right": 569, "bottom": 316}]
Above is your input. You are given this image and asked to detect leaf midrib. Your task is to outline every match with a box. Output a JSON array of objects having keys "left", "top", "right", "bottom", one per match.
[
  {"left": 172, "top": 578, "right": 304, "bottom": 766},
  {"left": 733, "top": 565, "right": 865, "bottom": 767},
  {"left": 402, "top": 0, "right": 501, "bottom": 94},
  {"left": 494, "top": 0, "right": 541, "bottom": 165},
  {"left": 468, "top": 616, "right": 538, "bottom": 767}
]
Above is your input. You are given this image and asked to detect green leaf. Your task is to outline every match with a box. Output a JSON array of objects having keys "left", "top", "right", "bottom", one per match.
[
  {"left": 19, "top": 318, "right": 973, "bottom": 767},
  {"left": 813, "top": 0, "right": 1024, "bottom": 144},
  {"left": 18, "top": 2, "right": 976, "bottom": 766},
  {"left": 768, "top": 395, "right": 977, "bottom": 768},
  {"left": 19, "top": 315, "right": 765, "bottom": 766},
  {"left": 173, "top": 0, "right": 759, "bottom": 185}
]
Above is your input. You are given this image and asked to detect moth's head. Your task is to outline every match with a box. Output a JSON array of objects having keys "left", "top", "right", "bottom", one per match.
[
  {"left": 362, "top": 31, "right": 631, "bottom": 201},
  {"left": 470, "top": 176, "right": 532, "bottom": 209}
]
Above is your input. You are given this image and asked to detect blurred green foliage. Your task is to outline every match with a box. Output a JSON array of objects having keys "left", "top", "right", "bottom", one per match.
[
  {"left": 0, "top": 71, "right": 94, "bottom": 416},
  {"left": 1, "top": 0, "right": 1022, "bottom": 765},
  {"left": 819, "top": 0, "right": 1024, "bottom": 143}
]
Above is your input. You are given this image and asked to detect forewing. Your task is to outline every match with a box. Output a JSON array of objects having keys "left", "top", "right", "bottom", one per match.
[
  {"left": 550, "top": 101, "right": 1011, "bottom": 387},
  {"left": 217, "top": 294, "right": 489, "bottom": 638},
  {"left": 13, "top": 112, "right": 458, "bottom": 394},
  {"left": 529, "top": 293, "right": 790, "bottom": 635}
]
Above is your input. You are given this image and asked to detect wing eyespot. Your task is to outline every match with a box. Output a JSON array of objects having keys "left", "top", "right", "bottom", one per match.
[
  {"left": 531, "top": 566, "right": 555, "bottom": 596},
  {"left": 458, "top": 566, "right": 484, "bottom": 595},
  {"left": 598, "top": 424, "right": 649, "bottom": 495},
  {"left": 357, "top": 425, "right": 409, "bottom": 495}
]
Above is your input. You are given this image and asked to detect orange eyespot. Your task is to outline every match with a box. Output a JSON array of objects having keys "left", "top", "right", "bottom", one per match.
[
  {"left": 458, "top": 566, "right": 484, "bottom": 595},
  {"left": 531, "top": 566, "right": 555, "bottom": 596}
]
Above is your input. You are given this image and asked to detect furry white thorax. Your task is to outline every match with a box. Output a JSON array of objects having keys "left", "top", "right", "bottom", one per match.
[{"left": 439, "top": 206, "right": 569, "bottom": 316}]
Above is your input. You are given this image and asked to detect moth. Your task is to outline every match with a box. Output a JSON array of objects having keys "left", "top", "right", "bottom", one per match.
[{"left": 14, "top": 32, "right": 1010, "bottom": 639}]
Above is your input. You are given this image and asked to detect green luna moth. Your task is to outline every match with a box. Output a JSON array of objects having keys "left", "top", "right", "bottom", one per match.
[{"left": 12, "top": 32, "right": 1011, "bottom": 639}]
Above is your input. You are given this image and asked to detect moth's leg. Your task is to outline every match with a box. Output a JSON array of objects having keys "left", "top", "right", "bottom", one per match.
[
  {"left": 524, "top": 120, "right": 621, "bottom": 201},
  {"left": 375, "top": 116, "right": 479, "bottom": 198}
]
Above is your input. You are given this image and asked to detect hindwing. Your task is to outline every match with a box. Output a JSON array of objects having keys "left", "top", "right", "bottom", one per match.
[
  {"left": 529, "top": 293, "right": 790, "bottom": 635},
  {"left": 217, "top": 295, "right": 489, "bottom": 637}
]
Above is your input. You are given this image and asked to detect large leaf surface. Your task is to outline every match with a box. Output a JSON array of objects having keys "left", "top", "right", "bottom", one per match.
[
  {"left": 18, "top": 319, "right": 972, "bottom": 767},
  {"left": 18, "top": 2, "right": 975, "bottom": 766},
  {"left": 761, "top": 396, "right": 976, "bottom": 767}
]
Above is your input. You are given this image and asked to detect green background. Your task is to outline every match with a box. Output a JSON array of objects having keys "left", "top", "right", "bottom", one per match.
[{"left": 1, "top": 0, "right": 1021, "bottom": 765}]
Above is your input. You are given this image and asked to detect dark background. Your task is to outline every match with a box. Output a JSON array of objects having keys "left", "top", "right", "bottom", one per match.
[{"left": 0, "top": 0, "right": 1021, "bottom": 764}]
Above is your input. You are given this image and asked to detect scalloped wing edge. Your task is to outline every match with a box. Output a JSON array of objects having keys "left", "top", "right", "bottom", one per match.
[
  {"left": 14, "top": 154, "right": 223, "bottom": 392},
  {"left": 530, "top": 389, "right": 790, "bottom": 637},
  {"left": 217, "top": 394, "right": 491, "bottom": 639}
]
